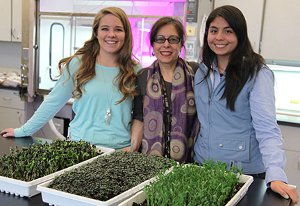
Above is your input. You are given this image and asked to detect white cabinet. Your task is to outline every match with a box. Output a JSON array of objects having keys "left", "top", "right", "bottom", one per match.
[
  {"left": 0, "top": 89, "right": 25, "bottom": 129},
  {"left": 214, "top": 0, "right": 264, "bottom": 53},
  {"left": 0, "top": 0, "right": 11, "bottom": 41},
  {"left": 279, "top": 125, "right": 300, "bottom": 202},
  {"left": 260, "top": 0, "right": 300, "bottom": 61},
  {"left": 11, "top": 0, "right": 22, "bottom": 42},
  {"left": 213, "top": 1, "right": 300, "bottom": 61},
  {"left": 0, "top": 0, "right": 22, "bottom": 42}
]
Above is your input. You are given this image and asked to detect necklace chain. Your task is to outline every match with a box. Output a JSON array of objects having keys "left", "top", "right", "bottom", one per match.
[{"left": 100, "top": 66, "right": 115, "bottom": 125}]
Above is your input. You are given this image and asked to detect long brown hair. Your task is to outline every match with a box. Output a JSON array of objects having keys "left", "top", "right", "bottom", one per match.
[{"left": 59, "top": 7, "right": 137, "bottom": 103}]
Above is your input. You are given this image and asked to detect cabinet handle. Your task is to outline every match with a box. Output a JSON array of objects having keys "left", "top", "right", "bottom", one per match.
[
  {"left": 298, "top": 157, "right": 300, "bottom": 171},
  {"left": 11, "top": 28, "right": 20, "bottom": 40},
  {"left": 17, "top": 111, "right": 22, "bottom": 124},
  {"left": 3, "top": 97, "right": 12, "bottom": 101}
]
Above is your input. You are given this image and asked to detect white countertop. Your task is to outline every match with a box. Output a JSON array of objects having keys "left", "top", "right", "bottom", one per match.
[
  {"left": 0, "top": 67, "right": 21, "bottom": 88},
  {"left": 0, "top": 67, "right": 20, "bottom": 74}
]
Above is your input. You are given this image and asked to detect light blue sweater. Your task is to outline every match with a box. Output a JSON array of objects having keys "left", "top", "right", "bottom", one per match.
[{"left": 14, "top": 57, "right": 138, "bottom": 149}]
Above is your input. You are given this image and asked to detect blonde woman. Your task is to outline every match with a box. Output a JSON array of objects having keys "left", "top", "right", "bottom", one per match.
[{"left": 1, "top": 7, "right": 140, "bottom": 150}]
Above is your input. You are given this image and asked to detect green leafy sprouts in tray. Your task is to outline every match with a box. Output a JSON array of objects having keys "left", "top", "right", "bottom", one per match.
[
  {"left": 0, "top": 140, "right": 99, "bottom": 181},
  {"left": 144, "top": 161, "right": 241, "bottom": 206}
]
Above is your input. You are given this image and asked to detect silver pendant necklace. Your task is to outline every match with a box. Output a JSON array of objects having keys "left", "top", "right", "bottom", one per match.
[
  {"left": 104, "top": 84, "right": 114, "bottom": 125},
  {"left": 99, "top": 58, "right": 115, "bottom": 125},
  {"left": 104, "top": 107, "right": 112, "bottom": 125},
  {"left": 99, "top": 65, "right": 116, "bottom": 125}
]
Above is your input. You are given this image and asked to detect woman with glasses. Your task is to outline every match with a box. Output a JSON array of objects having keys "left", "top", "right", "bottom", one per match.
[{"left": 131, "top": 17, "right": 199, "bottom": 163}]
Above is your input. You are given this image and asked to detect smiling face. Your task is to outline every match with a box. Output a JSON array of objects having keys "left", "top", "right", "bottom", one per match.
[
  {"left": 153, "top": 24, "right": 182, "bottom": 67},
  {"left": 207, "top": 16, "right": 238, "bottom": 63},
  {"left": 97, "top": 14, "right": 125, "bottom": 56}
]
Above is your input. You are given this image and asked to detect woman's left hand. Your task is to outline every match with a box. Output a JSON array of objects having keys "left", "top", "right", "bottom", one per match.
[
  {"left": 270, "top": 181, "right": 298, "bottom": 205},
  {"left": 122, "top": 146, "right": 132, "bottom": 152}
]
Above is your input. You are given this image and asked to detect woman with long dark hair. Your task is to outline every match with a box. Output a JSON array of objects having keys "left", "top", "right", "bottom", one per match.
[{"left": 194, "top": 5, "right": 298, "bottom": 204}]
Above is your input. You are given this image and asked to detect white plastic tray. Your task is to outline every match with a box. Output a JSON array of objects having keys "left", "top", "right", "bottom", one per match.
[
  {"left": 225, "top": 174, "right": 253, "bottom": 206},
  {"left": 118, "top": 174, "right": 254, "bottom": 206},
  {"left": 37, "top": 158, "right": 163, "bottom": 206},
  {"left": 0, "top": 146, "right": 114, "bottom": 197},
  {"left": 38, "top": 179, "right": 154, "bottom": 206}
]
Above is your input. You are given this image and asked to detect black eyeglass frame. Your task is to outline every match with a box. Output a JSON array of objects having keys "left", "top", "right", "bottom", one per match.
[{"left": 154, "top": 35, "right": 181, "bottom": 44}]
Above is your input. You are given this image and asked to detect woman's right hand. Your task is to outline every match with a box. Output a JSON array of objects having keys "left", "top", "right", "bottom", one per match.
[
  {"left": 270, "top": 181, "right": 298, "bottom": 205},
  {"left": 0, "top": 128, "right": 15, "bottom": 138}
]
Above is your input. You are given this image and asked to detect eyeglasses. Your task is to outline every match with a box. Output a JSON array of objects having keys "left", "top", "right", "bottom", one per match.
[{"left": 154, "top": 35, "right": 181, "bottom": 44}]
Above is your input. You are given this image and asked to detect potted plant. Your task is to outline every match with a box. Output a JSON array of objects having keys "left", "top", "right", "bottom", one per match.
[{"left": 119, "top": 161, "right": 253, "bottom": 206}]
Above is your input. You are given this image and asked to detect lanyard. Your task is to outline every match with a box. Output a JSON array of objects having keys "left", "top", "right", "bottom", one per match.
[{"left": 158, "top": 70, "right": 172, "bottom": 158}]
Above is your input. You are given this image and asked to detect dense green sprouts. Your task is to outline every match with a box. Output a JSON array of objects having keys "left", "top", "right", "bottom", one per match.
[
  {"left": 0, "top": 140, "right": 99, "bottom": 181},
  {"left": 144, "top": 160, "right": 241, "bottom": 206},
  {"left": 49, "top": 151, "right": 175, "bottom": 201}
]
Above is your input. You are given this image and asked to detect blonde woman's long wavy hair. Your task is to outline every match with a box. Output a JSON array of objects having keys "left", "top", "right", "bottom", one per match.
[{"left": 58, "top": 7, "right": 137, "bottom": 104}]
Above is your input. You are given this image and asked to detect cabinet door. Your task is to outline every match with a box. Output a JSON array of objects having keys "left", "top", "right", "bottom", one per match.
[
  {"left": 0, "top": 107, "right": 25, "bottom": 129},
  {"left": 11, "top": 0, "right": 22, "bottom": 42},
  {"left": 260, "top": 0, "right": 300, "bottom": 61},
  {"left": 279, "top": 125, "right": 300, "bottom": 202},
  {"left": 284, "top": 150, "right": 300, "bottom": 200},
  {"left": 214, "top": 0, "right": 264, "bottom": 53},
  {"left": 0, "top": 89, "right": 25, "bottom": 110},
  {"left": 0, "top": 0, "right": 12, "bottom": 41}
]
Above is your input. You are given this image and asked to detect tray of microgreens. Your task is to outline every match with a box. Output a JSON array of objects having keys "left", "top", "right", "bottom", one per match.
[
  {"left": 0, "top": 140, "right": 114, "bottom": 197},
  {"left": 37, "top": 151, "right": 176, "bottom": 206},
  {"left": 118, "top": 161, "right": 253, "bottom": 206}
]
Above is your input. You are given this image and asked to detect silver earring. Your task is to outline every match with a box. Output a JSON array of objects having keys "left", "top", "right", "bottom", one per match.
[{"left": 152, "top": 52, "right": 155, "bottom": 56}]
